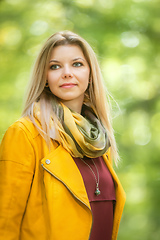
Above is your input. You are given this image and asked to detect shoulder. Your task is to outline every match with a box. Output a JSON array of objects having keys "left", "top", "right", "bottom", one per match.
[
  {"left": 0, "top": 117, "right": 39, "bottom": 164},
  {"left": 0, "top": 117, "right": 40, "bottom": 150},
  {"left": 9, "top": 117, "right": 40, "bottom": 139}
]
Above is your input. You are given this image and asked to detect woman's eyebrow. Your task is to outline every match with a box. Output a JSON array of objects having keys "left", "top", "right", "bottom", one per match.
[
  {"left": 49, "top": 59, "right": 60, "bottom": 63},
  {"left": 73, "top": 57, "right": 86, "bottom": 62}
]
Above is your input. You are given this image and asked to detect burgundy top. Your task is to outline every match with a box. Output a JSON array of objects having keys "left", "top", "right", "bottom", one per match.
[{"left": 74, "top": 156, "right": 116, "bottom": 240}]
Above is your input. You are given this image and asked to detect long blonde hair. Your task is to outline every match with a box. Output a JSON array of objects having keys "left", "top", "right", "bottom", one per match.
[{"left": 22, "top": 30, "right": 119, "bottom": 164}]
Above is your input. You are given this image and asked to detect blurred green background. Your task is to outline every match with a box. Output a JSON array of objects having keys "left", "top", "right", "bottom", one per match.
[{"left": 0, "top": 0, "right": 160, "bottom": 239}]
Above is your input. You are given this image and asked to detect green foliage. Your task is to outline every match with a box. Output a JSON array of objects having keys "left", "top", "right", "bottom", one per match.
[{"left": 0, "top": 0, "right": 160, "bottom": 239}]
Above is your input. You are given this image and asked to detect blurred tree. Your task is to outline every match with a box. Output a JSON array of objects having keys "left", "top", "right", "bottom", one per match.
[{"left": 0, "top": 0, "right": 160, "bottom": 239}]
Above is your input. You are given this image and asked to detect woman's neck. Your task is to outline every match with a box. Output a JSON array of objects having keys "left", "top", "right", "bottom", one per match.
[{"left": 60, "top": 99, "right": 84, "bottom": 114}]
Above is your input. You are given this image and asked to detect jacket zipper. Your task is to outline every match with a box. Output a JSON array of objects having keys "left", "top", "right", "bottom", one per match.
[{"left": 41, "top": 164, "right": 93, "bottom": 238}]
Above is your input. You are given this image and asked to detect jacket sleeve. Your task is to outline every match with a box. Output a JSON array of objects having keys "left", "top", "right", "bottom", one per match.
[{"left": 0, "top": 122, "right": 35, "bottom": 239}]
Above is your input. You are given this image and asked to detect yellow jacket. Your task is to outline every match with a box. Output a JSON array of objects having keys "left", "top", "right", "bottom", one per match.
[{"left": 0, "top": 117, "right": 126, "bottom": 240}]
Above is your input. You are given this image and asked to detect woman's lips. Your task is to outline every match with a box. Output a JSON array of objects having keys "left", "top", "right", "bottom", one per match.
[{"left": 60, "top": 83, "right": 77, "bottom": 88}]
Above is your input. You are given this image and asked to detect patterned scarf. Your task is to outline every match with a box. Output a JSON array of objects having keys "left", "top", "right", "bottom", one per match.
[{"left": 33, "top": 101, "right": 110, "bottom": 158}]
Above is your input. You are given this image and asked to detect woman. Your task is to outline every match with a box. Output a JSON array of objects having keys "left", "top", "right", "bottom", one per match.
[{"left": 0, "top": 31, "right": 125, "bottom": 240}]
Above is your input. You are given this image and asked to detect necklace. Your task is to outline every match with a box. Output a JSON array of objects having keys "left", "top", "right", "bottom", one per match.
[{"left": 80, "top": 158, "right": 101, "bottom": 196}]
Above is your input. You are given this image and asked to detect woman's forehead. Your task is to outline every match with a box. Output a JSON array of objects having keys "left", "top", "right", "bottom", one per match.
[{"left": 50, "top": 44, "right": 86, "bottom": 61}]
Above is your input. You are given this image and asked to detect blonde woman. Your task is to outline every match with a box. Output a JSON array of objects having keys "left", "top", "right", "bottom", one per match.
[{"left": 0, "top": 31, "right": 125, "bottom": 240}]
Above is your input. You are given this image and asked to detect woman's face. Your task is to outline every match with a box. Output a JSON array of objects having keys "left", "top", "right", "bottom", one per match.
[{"left": 47, "top": 44, "right": 90, "bottom": 113}]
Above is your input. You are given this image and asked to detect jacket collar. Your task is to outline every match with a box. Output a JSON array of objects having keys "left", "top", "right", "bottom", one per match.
[{"left": 41, "top": 144, "right": 91, "bottom": 209}]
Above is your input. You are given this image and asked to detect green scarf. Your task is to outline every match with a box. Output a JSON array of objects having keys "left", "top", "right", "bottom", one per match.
[{"left": 33, "top": 102, "right": 110, "bottom": 158}]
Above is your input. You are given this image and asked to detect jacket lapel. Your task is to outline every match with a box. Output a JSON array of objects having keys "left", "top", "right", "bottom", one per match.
[
  {"left": 103, "top": 154, "right": 126, "bottom": 239},
  {"left": 103, "top": 153, "right": 126, "bottom": 199},
  {"left": 41, "top": 144, "right": 91, "bottom": 209}
]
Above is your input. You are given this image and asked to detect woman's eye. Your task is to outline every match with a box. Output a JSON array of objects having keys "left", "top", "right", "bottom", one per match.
[
  {"left": 50, "top": 64, "right": 60, "bottom": 70},
  {"left": 73, "top": 62, "right": 83, "bottom": 67}
]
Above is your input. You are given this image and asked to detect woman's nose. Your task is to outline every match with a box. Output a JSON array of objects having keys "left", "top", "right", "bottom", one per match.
[{"left": 61, "top": 66, "right": 73, "bottom": 79}]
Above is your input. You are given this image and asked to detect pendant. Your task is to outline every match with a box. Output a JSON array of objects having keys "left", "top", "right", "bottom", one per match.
[{"left": 95, "top": 187, "right": 101, "bottom": 196}]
